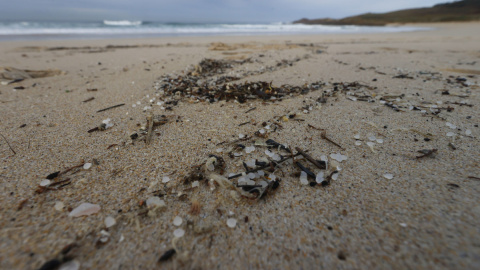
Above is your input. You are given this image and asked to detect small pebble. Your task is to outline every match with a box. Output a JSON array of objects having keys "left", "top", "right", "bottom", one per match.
[
  {"left": 239, "top": 133, "right": 245, "bottom": 139},
  {"left": 466, "top": 129, "right": 472, "bottom": 136},
  {"left": 355, "top": 141, "right": 362, "bottom": 146},
  {"left": 399, "top": 223, "right": 407, "bottom": 227},
  {"left": 376, "top": 139, "right": 383, "bottom": 144},
  {"left": 173, "top": 216, "right": 183, "bottom": 226},
  {"left": 354, "top": 134, "right": 360, "bottom": 139},
  {"left": 446, "top": 132, "right": 455, "bottom": 137},
  {"left": 227, "top": 218, "right": 237, "bottom": 228},
  {"left": 192, "top": 181, "right": 200, "bottom": 188}
]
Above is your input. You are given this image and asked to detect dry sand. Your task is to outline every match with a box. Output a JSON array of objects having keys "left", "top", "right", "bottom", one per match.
[{"left": 1, "top": 22, "right": 479, "bottom": 269}]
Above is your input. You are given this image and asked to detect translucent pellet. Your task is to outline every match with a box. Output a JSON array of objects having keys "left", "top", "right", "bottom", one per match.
[
  {"left": 40, "top": 179, "right": 51, "bottom": 186},
  {"left": 173, "top": 216, "right": 183, "bottom": 226},
  {"left": 173, "top": 228, "right": 185, "bottom": 238},
  {"left": 83, "top": 163, "right": 92, "bottom": 170},
  {"left": 227, "top": 218, "right": 237, "bottom": 228},
  {"left": 105, "top": 216, "right": 116, "bottom": 228},
  {"left": 300, "top": 171, "right": 309, "bottom": 185},
  {"left": 315, "top": 172, "right": 324, "bottom": 183}
]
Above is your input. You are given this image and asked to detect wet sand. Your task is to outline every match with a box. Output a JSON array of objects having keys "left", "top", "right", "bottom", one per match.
[{"left": 1, "top": 22, "right": 479, "bottom": 269}]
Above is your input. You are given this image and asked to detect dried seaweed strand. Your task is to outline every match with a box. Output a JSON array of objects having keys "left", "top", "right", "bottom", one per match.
[{"left": 228, "top": 152, "right": 303, "bottom": 180}]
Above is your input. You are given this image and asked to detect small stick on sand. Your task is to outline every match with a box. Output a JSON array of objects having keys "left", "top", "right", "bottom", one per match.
[
  {"left": 0, "top": 132, "right": 16, "bottom": 155},
  {"left": 96, "top": 103, "right": 125, "bottom": 113},
  {"left": 146, "top": 113, "right": 154, "bottom": 145},
  {"left": 308, "top": 124, "right": 345, "bottom": 150},
  {"left": 295, "top": 147, "right": 326, "bottom": 170},
  {"left": 245, "top": 107, "right": 256, "bottom": 113}
]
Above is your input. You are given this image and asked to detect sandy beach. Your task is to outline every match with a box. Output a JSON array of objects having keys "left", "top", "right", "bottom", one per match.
[{"left": 1, "top": 22, "right": 479, "bottom": 269}]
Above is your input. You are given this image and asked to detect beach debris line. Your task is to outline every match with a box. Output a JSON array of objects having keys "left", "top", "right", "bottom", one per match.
[{"left": 152, "top": 57, "right": 324, "bottom": 104}]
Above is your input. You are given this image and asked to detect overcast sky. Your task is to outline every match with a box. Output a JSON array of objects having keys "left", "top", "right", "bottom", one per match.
[{"left": 0, "top": 0, "right": 451, "bottom": 23}]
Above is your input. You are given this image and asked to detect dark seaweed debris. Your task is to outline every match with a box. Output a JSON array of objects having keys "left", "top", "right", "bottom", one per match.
[
  {"left": 155, "top": 57, "right": 322, "bottom": 103},
  {"left": 157, "top": 77, "right": 325, "bottom": 104}
]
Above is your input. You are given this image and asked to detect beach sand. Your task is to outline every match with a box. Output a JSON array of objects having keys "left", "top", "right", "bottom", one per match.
[{"left": 1, "top": 22, "right": 479, "bottom": 269}]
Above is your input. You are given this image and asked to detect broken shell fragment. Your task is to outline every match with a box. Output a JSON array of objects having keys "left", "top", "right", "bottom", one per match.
[{"left": 69, "top": 203, "right": 101, "bottom": 217}]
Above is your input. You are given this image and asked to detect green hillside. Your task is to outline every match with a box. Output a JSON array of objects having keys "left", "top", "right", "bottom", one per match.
[{"left": 294, "top": 0, "right": 480, "bottom": 26}]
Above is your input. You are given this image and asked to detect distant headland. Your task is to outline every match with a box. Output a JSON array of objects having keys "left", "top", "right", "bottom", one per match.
[{"left": 294, "top": 0, "right": 480, "bottom": 26}]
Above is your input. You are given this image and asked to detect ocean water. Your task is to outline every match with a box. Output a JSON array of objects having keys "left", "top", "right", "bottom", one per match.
[{"left": 0, "top": 20, "right": 429, "bottom": 41}]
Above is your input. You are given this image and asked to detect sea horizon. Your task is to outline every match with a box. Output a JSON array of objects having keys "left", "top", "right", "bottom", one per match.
[{"left": 0, "top": 20, "right": 431, "bottom": 41}]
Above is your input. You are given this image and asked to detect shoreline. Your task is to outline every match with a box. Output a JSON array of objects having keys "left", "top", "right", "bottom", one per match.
[
  {"left": 0, "top": 23, "right": 433, "bottom": 42},
  {"left": 1, "top": 22, "right": 479, "bottom": 269}
]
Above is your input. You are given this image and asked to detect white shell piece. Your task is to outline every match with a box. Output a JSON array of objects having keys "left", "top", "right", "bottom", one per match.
[
  {"left": 383, "top": 173, "right": 394, "bottom": 180},
  {"left": 69, "top": 203, "right": 100, "bottom": 217}
]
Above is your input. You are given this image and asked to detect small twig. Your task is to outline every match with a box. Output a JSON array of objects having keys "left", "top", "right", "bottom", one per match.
[
  {"left": 295, "top": 147, "right": 326, "bottom": 170},
  {"left": 416, "top": 149, "right": 437, "bottom": 159},
  {"left": 82, "top": 97, "right": 95, "bottom": 103},
  {"left": 468, "top": 176, "right": 480, "bottom": 180},
  {"left": 238, "top": 121, "right": 250, "bottom": 126},
  {"left": 96, "top": 103, "right": 125, "bottom": 113},
  {"left": 244, "top": 107, "right": 256, "bottom": 113},
  {"left": 146, "top": 113, "right": 154, "bottom": 145},
  {"left": 307, "top": 126, "right": 346, "bottom": 151},
  {"left": 87, "top": 127, "right": 99, "bottom": 133},
  {"left": 295, "top": 162, "right": 316, "bottom": 178},
  {"left": 59, "top": 163, "right": 85, "bottom": 176},
  {"left": 0, "top": 132, "right": 16, "bottom": 155},
  {"left": 307, "top": 124, "right": 322, "bottom": 131}
]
